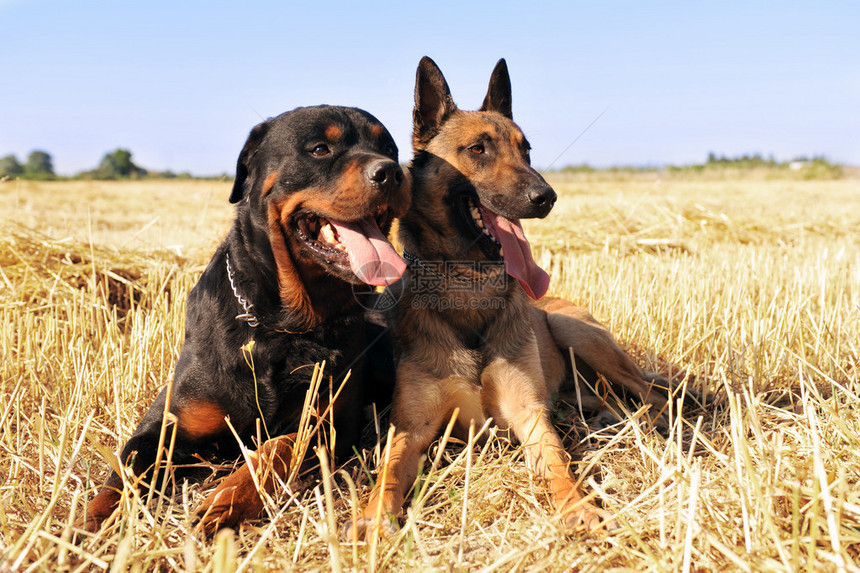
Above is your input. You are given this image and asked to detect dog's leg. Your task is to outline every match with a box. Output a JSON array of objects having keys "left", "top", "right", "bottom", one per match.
[
  {"left": 348, "top": 425, "right": 436, "bottom": 540},
  {"left": 194, "top": 433, "right": 296, "bottom": 534},
  {"left": 482, "top": 353, "right": 615, "bottom": 532},
  {"left": 346, "top": 365, "right": 474, "bottom": 541},
  {"left": 78, "top": 389, "right": 233, "bottom": 534},
  {"left": 541, "top": 298, "right": 668, "bottom": 412},
  {"left": 78, "top": 387, "right": 178, "bottom": 534},
  {"left": 79, "top": 473, "right": 124, "bottom": 534}
]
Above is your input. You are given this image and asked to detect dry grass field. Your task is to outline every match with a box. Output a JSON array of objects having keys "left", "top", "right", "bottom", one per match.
[{"left": 1, "top": 171, "right": 858, "bottom": 572}]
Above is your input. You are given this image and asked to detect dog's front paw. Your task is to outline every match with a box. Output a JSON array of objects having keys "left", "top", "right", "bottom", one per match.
[
  {"left": 194, "top": 470, "right": 265, "bottom": 535},
  {"left": 340, "top": 513, "right": 400, "bottom": 542},
  {"left": 558, "top": 501, "right": 618, "bottom": 534},
  {"left": 74, "top": 486, "right": 121, "bottom": 539}
]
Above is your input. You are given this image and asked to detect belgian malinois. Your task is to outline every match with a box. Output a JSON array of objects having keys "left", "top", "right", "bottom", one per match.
[{"left": 348, "top": 57, "right": 674, "bottom": 538}]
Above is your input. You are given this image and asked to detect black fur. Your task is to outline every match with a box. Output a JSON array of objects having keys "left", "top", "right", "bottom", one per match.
[{"left": 82, "top": 106, "right": 407, "bottom": 532}]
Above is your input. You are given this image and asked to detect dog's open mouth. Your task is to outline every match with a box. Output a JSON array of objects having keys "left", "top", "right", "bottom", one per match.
[
  {"left": 465, "top": 197, "right": 503, "bottom": 255},
  {"left": 295, "top": 207, "right": 405, "bottom": 286},
  {"left": 462, "top": 196, "right": 550, "bottom": 299}
]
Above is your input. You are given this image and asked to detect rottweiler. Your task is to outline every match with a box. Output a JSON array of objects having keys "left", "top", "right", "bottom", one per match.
[
  {"left": 80, "top": 105, "right": 411, "bottom": 535},
  {"left": 348, "top": 57, "right": 677, "bottom": 539}
]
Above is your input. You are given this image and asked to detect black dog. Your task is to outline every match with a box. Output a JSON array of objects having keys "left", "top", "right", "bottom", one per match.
[{"left": 80, "top": 105, "right": 411, "bottom": 534}]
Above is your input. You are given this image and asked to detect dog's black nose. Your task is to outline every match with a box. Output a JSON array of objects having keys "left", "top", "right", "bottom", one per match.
[
  {"left": 367, "top": 160, "right": 404, "bottom": 187},
  {"left": 528, "top": 186, "right": 557, "bottom": 208}
]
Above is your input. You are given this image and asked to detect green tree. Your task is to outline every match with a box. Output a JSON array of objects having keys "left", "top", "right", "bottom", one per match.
[
  {"left": 25, "top": 150, "right": 55, "bottom": 178},
  {"left": 0, "top": 154, "right": 24, "bottom": 177},
  {"left": 96, "top": 148, "right": 147, "bottom": 179}
]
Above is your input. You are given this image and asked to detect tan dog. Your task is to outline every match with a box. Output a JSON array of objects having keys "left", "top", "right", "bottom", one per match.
[{"left": 348, "top": 57, "right": 673, "bottom": 539}]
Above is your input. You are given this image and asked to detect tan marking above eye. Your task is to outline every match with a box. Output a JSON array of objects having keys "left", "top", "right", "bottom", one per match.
[{"left": 325, "top": 125, "right": 342, "bottom": 140}]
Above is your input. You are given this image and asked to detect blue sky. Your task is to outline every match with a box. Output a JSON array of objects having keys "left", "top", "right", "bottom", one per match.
[{"left": 2, "top": 1, "right": 858, "bottom": 175}]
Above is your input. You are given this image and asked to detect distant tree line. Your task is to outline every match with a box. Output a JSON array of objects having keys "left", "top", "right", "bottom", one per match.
[
  {"left": 0, "top": 150, "right": 56, "bottom": 179},
  {"left": 705, "top": 151, "right": 780, "bottom": 168},
  {"left": 561, "top": 152, "right": 843, "bottom": 178},
  {"left": 3, "top": 148, "right": 844, "bottom": 181},
  {"left": 692, "top": 152, "right": 842, "bottom": 177},
  {"left": 701, "top": 151, "right": 839, "bottom": 169},
  {"left": 0, "top": 148, "right": 209, "bottom": 181}
]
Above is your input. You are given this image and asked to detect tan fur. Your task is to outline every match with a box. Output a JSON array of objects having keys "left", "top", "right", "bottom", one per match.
[
  {"left": 324, "top": 124, "right": 342, "bottom": 141},
  {"left": 176, "top": 400, "right": 228, "bottom": 440},
  {"left": 349, "top": 57, "right": 672, "bottom": 540},
  {"left": 535, "top": 297, "right": 669, "bottom": 412},
  {"left": 265, "top": 174, "right": 413, "bottom": 331},
  {"left": 195, "top": 434, "right": 296, "bottom": 532},
  {"left": 267, "top": 198, "right": 318, "bottom": 330},
  {"left": 261, "top": 171, "right": 280, "bottom": 197}
]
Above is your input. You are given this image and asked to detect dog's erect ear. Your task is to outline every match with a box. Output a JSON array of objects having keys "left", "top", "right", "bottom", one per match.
[
  {"left": 413, "top": 56, "right": 457, "bottom": 148},
  {"left": 479, "top": 58, "right": 513, "bottom": 119},
  {"left": 230, "top": 121, "right": 270, "bottom": 204}
]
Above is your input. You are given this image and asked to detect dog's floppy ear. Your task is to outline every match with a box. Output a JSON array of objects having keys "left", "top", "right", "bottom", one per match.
[
  {"left": 229, "top": 120, "right": 270, "bottom": 204},
  {"left": 479, "top": 58, "right": 513, "bottom": 119},
  {"left": 413, "top": 56, "right": 457, "bottom": 148}
]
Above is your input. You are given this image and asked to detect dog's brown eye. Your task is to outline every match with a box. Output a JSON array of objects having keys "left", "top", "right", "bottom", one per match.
[
  {"left": 468, "top": 144, "right": 484, "bottom": 155},
  {"left": 310, "top": 144, "right": 331, "bottom": 157}
]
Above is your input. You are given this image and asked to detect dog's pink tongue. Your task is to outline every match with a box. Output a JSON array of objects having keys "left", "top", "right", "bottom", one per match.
[
  {"left": 479, "top": 206, "right": 550, "bottom": 299},
  {"left": 329, "top": 217, "right": 405, "bottom": 286}
]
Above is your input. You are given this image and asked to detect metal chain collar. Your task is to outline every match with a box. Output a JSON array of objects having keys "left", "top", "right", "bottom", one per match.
[{"left": 225, "top": 253, "right": 261, "bottom": 328}]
